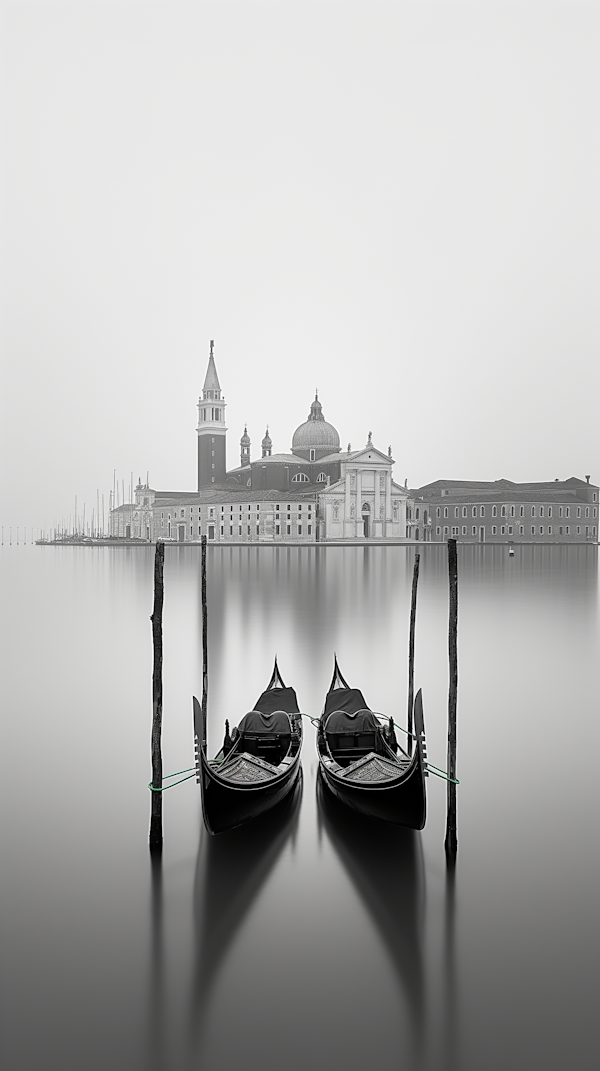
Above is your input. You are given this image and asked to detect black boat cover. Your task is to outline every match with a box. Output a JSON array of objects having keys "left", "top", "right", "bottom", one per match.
[
  {"left": 323, "top": 708, "right": 380, "bottom": 734},
  {"left": 237, "top": 709, "right": 292, "bottom": 734},
  {"left": 254, "top": 686, "right": 300, "bottom": 716},
  {"left": 323, "top": 687, "right": 370, "bottom": 718}
]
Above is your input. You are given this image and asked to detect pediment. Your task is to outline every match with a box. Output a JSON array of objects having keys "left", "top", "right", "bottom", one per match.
[{"left": 346, "top": 445, "right": 393, "bottom": 466}]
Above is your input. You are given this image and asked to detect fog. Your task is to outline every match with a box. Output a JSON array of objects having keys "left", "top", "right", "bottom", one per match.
[{"left": 1, "top": 1, "right": 598, "bottom": 532}]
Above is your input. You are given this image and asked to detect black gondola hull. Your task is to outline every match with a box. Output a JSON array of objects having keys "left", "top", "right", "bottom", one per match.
[
  {"left": 318, "top": 760, "right": 426, "bottom": 830},
  {"left": 317, "top": 661, "right": 427, "bottom": 830},
  {"left": 200, "top": 756, "right": 302, "bottom": 835}
]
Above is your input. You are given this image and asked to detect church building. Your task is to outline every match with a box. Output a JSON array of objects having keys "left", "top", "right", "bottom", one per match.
[{"left": 110, "top": 342, "right": 410, "bottom": 542}]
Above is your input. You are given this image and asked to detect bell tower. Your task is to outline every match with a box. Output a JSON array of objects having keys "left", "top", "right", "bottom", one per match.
[{"left": 197, "top": 341, "right": 227, "bottom": 489}]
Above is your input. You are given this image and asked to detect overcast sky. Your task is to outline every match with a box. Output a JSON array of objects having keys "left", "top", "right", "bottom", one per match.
[{"left": 1, "top": 0, "right": 598, "bottom": 533}]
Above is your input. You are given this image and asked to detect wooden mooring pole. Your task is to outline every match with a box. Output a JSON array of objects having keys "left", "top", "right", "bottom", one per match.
[
  {"left": 149, "top": 541, "right": 165, "bottom": 853},
  {"left": 445, "top": 538, "right": 458, "bottom": 862},
  {"left": 201, "top": 535, "right": 208, "bottom": 753},
  {"left": 407, "top": 552, "right": 420, "bottom": 756}
]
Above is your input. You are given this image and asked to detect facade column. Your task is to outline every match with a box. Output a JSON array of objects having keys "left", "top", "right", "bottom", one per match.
[
  {"left": 374, "top": 469, "right": 380, "bottom": 538},
  {"left": 345, "top": 470, "right": 352, "bottom": 519},
  {"left": 385, "top": 470, "right": 392, "bottom": 536},
  {"left": 356, "top": 469, "right": 362, "bottom": 537}
]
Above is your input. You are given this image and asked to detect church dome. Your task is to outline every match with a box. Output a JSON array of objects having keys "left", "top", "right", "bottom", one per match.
[
  {"left": 240, "top": 425, "right": 250, "bottom": 446},
  {"left": 292, "top": 394, "right": 340, "bottom": 453}
]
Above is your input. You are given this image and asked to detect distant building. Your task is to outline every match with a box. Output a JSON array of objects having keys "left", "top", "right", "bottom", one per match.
[
  {"left": 410, "top": 478, "right": 599, "bottom": 543},
  {"left": 110, "top": 343, "right": 410, "bottom": 542}
]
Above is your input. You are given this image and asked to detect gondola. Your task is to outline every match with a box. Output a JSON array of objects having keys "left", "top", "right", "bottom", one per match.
[
  {"left": 193, "top": 658, "right": 303, "bottom": 835},
  {"left": 317, "top": 657, "right": 427, "bottom": 829}
]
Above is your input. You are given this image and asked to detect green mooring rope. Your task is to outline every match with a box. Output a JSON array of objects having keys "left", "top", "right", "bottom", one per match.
[{"left": 148, "top": 767, "right": 196, "bottom": 792}]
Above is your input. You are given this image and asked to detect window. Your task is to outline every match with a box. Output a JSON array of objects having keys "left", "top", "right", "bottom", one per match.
[
  {"left": 444, "top": 526, "right": 449, "bottom": 536},
  {"left": 531, "top": 527, "right": 535, "bottom": 535},
  {"left": 566, "top": 526, "right": 570, "bottom": 535},
  {"left": 576, "top": 526, "right": 581, "bottom": 535},
  {"left": 559, "top": 506, "right": 563, "bottom": 518},
  {"left": 519, "top": 526, "right": 524, "bottom": 535},
  {"left": 548, "top": 507, "right": 552, "bottom": 518},
  {"left": 462, "top": 526, "right": 467, "bottom": 535},
  {"left": 181, "top": 509, "right": 185, "bottom": 518},
  {"left": 508, "top": 526, "right": 513, "bottom": 535},
  {"left": 492, "top": 506, "right": 497, "bottom": 517},
  {"left": 501, "top": 505, "right": 506, "bottom": 518},
  {"left": 256, "top": 525, "right": 260, "bottom": 536},
  {"left": 307, "top": 525, "right": 312, "bottom": 536},
  {"left": 309, "top": 449, "right": 315, "bottom": 461},
  {"left": 437, "top": 507, "right": 441, "bottom": 519},
  {"left": 461, "top": 506, "right": 467, "bottom": 518},
  {"left": 510, "top": 506, "right": 515, "bottom": 518},
  {"left": 247, "top": 525, "right": 251, "bottom": 536},
  {"left": 308, "top": 504, "right": 313, "bottom": 513},
  {"left": 594, "top": 509, "right": 597, "bottom": 518},
  {"left": 275, "top": 512, "right": 280, "bottom": 521},
  {"left": 520, "top": 506, "right": 524, "bottom": 517},
  {"left": 531, "top": 506, "right": 536, "bottom": 518},
  {"left": 585, "top": 506, "right": 590, "bottom": 518},
  {"left": 540, "top": 506, "right": 544, "bottom": 518},
  {"left": 161, "top": 512, "right": 164, "bottom": 520},
  {"left": 454, "top": 507, "right": 459, "bottom": 519},
  {"left": 472, "top": 507, "right": 477, "bottom": 518},
  {"left": 209, "top": 508, "right": 214, "bottom": 518},
  {"left": 229, "top": 525, "right": 233, "bottom": 536},
  {"left": 577, "top": 507, "right": 581, "bottom": 518},
  {"left": 286, "top": 524, "right": 291, "bottom": 535},
  {"left": 566, "top": 507, "right": 570, "bottom": 518},
  {"left": 220, "top": 525, "right": 224, "bottom": 537},
  {"left": 548, "top": 526, "right": 552, "bottom": 535},
  {"left": 298, "top": 524, "right": 302, "bottom": 536},
  {"left": 559, "top": 526, "right": 563, "bottom": 536},
  {"left": 492, "top": 526, "right": 497, "bottom": 535},
  {"left": 316, "top": 472, "right": 327, "bottom": 482},
  {"left": 437, "top": 526, "right": 441, "bottom": 536},
  {"left": 416, "top": 507, "right": 420, "bottom": 520},
  {"left": 472, "top": 526, "right": 477, "bottom": 535},
  {"left": 275, "top": 525, "right": 280, "bottom": 536},
  {"left": 593, "top": 527, "right": 597, "bottom": 536},
  {"left": 539, "top": 527, "right": 543, "bottom": 535},
  {"left": 444, "top": 507, "right": 448, "bottom": 519},
  {"left": 501, "top": 525, "right": 505, "bottom": 535},
  {"left": 276, "top": 504, "right": 280, "bottom": 511},
  {"left": 480, "top": 506, "right": 485, "bottom": 517},
  {"left": 452, "top": 526, "right": 459, "bottom": 536},
  {"left": 298, "top": 505, "right": 302, "bottom": 512},
  {"left": 238, "top": 525, "right": 242, "bottom": 536}
]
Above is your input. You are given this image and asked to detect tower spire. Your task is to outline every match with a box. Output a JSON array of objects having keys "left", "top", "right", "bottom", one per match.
[{"left": 197, "top": 340, "right": 227, "bottom": 488}]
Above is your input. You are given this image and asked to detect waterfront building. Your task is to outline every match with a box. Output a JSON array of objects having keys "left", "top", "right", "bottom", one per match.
[
  {"left": 409, "top": 477, "right": 599, "bottom": 543},
  {"left": 109, "top": 343, "right": 410, "bottom": 542}
]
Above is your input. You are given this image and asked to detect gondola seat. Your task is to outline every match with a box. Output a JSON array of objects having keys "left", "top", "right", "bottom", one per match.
[
  {"left": 237, "top": 709, "right": 292, "bottom": 766},
  {"left": 324, "top": 708, "right": 382, "bottom": 767}
]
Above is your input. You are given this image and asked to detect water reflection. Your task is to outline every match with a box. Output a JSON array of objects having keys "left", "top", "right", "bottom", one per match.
[
  {"left": 317, "top": 774, "right": 426, "bottom": 1063},
  {"left": 147, "top": 850, "right": 166, "bottom": 1071},
  {"left": 188, "top": 775, "right": 303, "bottom": 1051}
]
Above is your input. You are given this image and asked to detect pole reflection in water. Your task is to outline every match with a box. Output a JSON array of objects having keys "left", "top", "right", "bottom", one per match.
[
  {"left": 188, "top": 775, "right": 303, "bottom": 1056},
  {"left": 441, "top": 857, "right": 459, "bottom": 1071},
  {"left": 316, "top": 774, "right": 426, "bottom": 1065},
  {"left": 147, "top": 849, "right": 165, "bottom": 1071}
]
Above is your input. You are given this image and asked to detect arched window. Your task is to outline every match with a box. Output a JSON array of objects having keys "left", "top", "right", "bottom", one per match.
[
  {"left": 292, "top": 473, "right": 309, "bottom": 483},
  {"left": 361, "top": 502, "right": 371, "bottom": 513},
  {"left": 316, "top": 472, "right": 327, "bottom": 482}
]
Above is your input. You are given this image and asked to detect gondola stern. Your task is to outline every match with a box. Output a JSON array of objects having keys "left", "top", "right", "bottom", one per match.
[{"left": 193, "top": 695, "right": 206, "bottom": 785}]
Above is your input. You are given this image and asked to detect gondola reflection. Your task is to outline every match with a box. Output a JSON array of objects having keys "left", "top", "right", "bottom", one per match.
[
  {"left": 317, "top": 773, "right": 426, "bottom": 1059},
  {"left": 188, "top": 774, "right": 303, "bottom": 1050}
]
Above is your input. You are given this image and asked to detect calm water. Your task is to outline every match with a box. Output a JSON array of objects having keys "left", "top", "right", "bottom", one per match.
[{"left": 1, "top": 544, "right": 598, "bottom": 1070}]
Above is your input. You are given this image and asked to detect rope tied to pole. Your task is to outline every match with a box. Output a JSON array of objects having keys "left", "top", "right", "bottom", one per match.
[{"left": 148, "top": 767, "right": 195, "bottom": 792}]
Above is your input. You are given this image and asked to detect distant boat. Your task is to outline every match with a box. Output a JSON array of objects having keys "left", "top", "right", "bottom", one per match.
[
  {"left": 193, "top": 658, "right": 303, "bottom": 835},
  {"left": 316, "top": 657, "right": 427, "bottom": 829}
]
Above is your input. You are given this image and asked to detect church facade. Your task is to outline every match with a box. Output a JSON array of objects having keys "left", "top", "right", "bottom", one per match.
[{"left": 110, "top": 343, "right": 410, "bottom": 542}]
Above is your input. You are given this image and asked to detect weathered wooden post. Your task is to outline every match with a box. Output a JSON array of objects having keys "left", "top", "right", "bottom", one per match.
[
  {"left": 149, "top": 541, "right": 165, "bottom": 852},
  {"left": 445, "top": 538, "right": 458, "bottom": 861},
  {"left": 407, "top": 552, "right": 420, "bottom": 756},
  {"left": 201, "top": 535, "right": 208, "bottom": 753}
]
